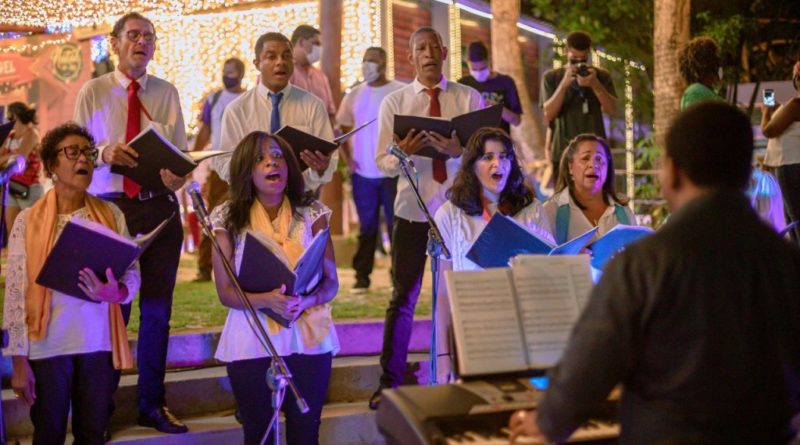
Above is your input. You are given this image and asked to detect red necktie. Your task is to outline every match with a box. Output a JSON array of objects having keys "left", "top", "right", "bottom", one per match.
[
  {"left": 426, "top": 87, "right": 447, "bottom": 183},
  {"left": 124, "top": 79, "right": 143, "bottom": 198}
]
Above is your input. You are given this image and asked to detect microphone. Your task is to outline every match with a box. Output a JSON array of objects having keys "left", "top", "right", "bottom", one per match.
[
  {"left": 186, "top": 181, "right": 213, "bottom": 230},
  {"left": 0, "top": 155, "right": 26, "bottom": 185},
  {"left": 388, "top": 143, "right": 414, "bottom": 168}
]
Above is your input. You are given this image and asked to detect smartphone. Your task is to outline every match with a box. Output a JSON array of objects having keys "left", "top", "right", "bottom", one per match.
[{"left": 763, "top": 88, "right": 775, "bottom": 107}]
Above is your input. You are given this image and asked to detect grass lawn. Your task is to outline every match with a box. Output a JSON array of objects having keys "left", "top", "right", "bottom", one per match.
[{"left": 0, "top": 252, "right": 432, "bottom": 334}]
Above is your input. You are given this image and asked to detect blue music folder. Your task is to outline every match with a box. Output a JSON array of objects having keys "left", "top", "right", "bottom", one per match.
[
  {"left": 588, "top": 224, "right": 654, "bottom": 270},
  {"left": 466, "top": 213, "right": 598, "bottom": 269}
]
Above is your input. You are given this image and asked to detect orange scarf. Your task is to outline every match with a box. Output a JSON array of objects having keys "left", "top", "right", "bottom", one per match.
[
  {"left": 249, "top": 198, "right": 332, "bottom": 347},
  {"left": 25, "top": 189, "right": 133, "bottom": 369}
]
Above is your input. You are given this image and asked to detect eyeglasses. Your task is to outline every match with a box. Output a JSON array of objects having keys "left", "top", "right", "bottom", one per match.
[
  {"left": 58, "top": 144, "right": 99, "bottom": 161},
  {"left": 125, "top": 30, "right": 157, "bottom": 43}
]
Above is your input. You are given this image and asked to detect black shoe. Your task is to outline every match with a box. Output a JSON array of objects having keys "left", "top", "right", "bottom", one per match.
[
  {"left": 137, "top": 406, "right": 189, "bottom": 434},
  {"left": 368, "top": 387, "right": 383, "bottom": 410},
  {"left": 192, "top": 271, "right": 211, "bottom": 282}
]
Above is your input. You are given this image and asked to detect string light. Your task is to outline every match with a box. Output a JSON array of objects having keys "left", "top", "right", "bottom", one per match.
[
  {"left": 448, "top": 1, "right": 462, "bottom": 81},
  {"left": 624, "top": 66, "right": 635, "bottom": 202},
  {"left": 105, "top": 3, "right": 319, "bottom": 133},
  {"left": 0, "top": 0, "right": 273, "bottom": 29},
  {"left": 385, "top": 0, "right": 395, "bottom": 79},
  {"left": 0, "top": 34, "right": 73, "bottom": 54},
  {"left": 341, "top": 0, "right": 382, "bottom": 89}
]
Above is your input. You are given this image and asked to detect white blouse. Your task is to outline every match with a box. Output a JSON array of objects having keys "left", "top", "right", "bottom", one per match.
[
  {"left": 211, "top": 200, "right": 340, "bottom": 362},
  {"left": 765, "top": 121, "right": 800, "bottom": 167},
  {"left": 2, "top": 204, "right": 141, "bottom": 359},
  {"left": 434, "top": 200, "right": 554, "bottom": 272},
  {"left": 543, "top": 189, "right": 636, "bottom": 243}
]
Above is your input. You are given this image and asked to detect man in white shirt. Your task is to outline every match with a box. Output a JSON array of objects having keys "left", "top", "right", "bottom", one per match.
[
  {"left": 214, "top": 32, "right": 336, "bottom": 190},
  {"left": 73, "top": 12, "right": 189, "bottom": 435},
  {"left": 192, "top": 57, "right": 245, "bottom": 282},
  {"left": 370, "top": 27, "right": 483, "bottom": 409},
  {"left": 336, "top": 47, "right": 404, "bottom": 293}
]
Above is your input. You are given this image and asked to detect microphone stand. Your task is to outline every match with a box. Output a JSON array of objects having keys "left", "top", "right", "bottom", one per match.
[
  {"left": 395, "top": 153, "right": 451, "bottom": 385},
  {"left": 188, "top": 183, "right": 308, "bottom": 445}
]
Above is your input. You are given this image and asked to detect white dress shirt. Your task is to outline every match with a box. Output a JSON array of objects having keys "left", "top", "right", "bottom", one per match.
[
  {"left": 543, "top": 189, "right": 636, "bottom": 242},
  {"left": 375, "top": 77, "right": 483, "bottom": 222},
  {"left": 336, "top": 80, "right": 405, "bottom": 178},
  {"left": 214, "top": 83, "right": 337, "bottom": 191},
  {"left": 73, "top": 69, "right": 187, "bottom": 196},
  {"left": 2, "top": 205, "right": 140, "bottom": 359},
  {"left": 434, "top": 200, "right": 554, "bottom": 272},
  {"left": 210, "top": 200, "right": 340, "bottom": 361}
]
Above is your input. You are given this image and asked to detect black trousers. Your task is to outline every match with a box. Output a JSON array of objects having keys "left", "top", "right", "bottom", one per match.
[
  {"left": 351, "top": 174, "right": 397, "bottom": 286},
  {"left": 227, "top": 353, "right": 332, "bottom": 445},
  {"left": 776, "top": 163, "right": 800, "bottom": 243},
  {"left": 29, "top": 351, "right": 115, "bottom": 445},
  {"left": 109, "top": 193, "right": 183, "bottom": 413},
  {"left": 379, "top": 217, "right": 429, "bottom": 387}
]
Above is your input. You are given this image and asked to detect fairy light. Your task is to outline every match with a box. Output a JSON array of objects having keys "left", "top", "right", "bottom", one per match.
[
  {"left": 448, "top": 1, "right": 462, "bottom": 81},
  {"left": 0, "top": 34, "right": 73, "bottom": 54},
  {"left": 102, "top": 3, "right": 319, "bottom": 133},
  {"left": 385, "top": 0, "right": 395, "bottom": 79},
  {"left": 341, "top": 0, "right": 382, "bottom": 89},
  {"left": 0, "top": 0, "right": 274, "bottom": 29},
  {"left": 624, "top": 65, "right": 635, "bottom": 202}
]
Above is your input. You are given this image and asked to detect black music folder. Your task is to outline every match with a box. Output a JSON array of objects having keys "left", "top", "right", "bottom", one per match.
[
  {"left": 35, "top": 214, "right": 173, "bottom": 302},
  {"left": 446, "top": 255, "right": 593, "bottom": 376},
  {"left": 393, "top": 104, "right": 503, "bottom": 160},
  {"left": 237, "top": 227, "right": 330, "bottom": 327},
  {"left": 275, "top": 119, "right": 374, "bottom": 172},
  {"left": 466, "top": 213, "right": 598, "bottom": 269},
  {"left": 111, "top": 125, "right": 228, "bottom": 191}
]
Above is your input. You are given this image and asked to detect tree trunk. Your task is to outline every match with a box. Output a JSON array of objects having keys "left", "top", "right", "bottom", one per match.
[
  {"left": 319, "top": 0, "right": 344, "bottom": 234},
  {"left": 653, "top": 0, "right": 690, "bottom": 144},
  {"left": 490, "top": 0, "right": 544, "bottom": 161}
]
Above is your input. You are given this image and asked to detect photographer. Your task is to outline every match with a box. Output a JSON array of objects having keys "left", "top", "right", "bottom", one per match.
[{"left": 541, "top": 31, "right": 616, "bottom": 178}]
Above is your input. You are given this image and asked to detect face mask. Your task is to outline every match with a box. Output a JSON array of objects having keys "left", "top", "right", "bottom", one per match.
[
  {"left": 222, "top": 75, "right": 239, "bottom": 89},
  {"left": 362, "top": 61, "right": 380, "bottom": 83},
  {"left": 470, "top": 67, "right": 490, "bottom": 83},
  {"left": 307, "top": 44, "right": 322, "bottom": 65}
]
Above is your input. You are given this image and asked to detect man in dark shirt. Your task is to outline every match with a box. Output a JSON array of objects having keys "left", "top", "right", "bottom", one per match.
[
  {"left": 458, "top": 41, "right": 522, "bottom": 134},
  {"left": 540, "top": 31, "right": 616, "bottom": 178},
  {"left": 509, "top": 101, "right": 800, "bottom": 444}
]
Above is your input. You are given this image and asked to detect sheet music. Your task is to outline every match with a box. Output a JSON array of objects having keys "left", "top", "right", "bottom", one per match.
[
  {"left": 510, "top": 255, "right": 592, "bottom": 368},
  {"left": 445, "top": 269, "right": 528, "bottom": 376}
]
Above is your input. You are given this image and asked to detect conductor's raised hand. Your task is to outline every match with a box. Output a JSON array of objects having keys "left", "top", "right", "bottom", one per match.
[
  {"left": 102, "top": 142, "right": 139, "bottom": 167},
  {"left": 394, "top": 129, "right": 426, "bottom": 156},
  {"left": 426, "top": 130, "right": 462, "bottom": 158},
  {"left": 299, "top": 150, "right": 331, "bottom": 176}
]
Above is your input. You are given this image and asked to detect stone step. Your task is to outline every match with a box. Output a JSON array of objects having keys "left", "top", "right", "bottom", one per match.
[
  {"left": 3, "top": 353, "right": 431, "bottom": 440},
  {"left": 15, "top": 402, "right": 385, "bottom": 445},
  {"left": 0, "top": 318, "right": 432, "bottom": 381}
]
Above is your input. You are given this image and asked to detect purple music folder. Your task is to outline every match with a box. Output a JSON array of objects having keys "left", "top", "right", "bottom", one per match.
[{"left": 237, "top": 228, "right": 330, "bottom": 327}]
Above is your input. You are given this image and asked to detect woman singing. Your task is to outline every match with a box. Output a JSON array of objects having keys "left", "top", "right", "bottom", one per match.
[
  {"left": 432, "top": 127, "right": 553, "bottom": 381},
  {"left": 2, "top": 123, "right": 140, "bottom": 445},
  {"left": 210, "top": 131, "right": 339, "bottom": 445},
  {"left": 544, "top": 133, "right": 634, "bottom": 244}
]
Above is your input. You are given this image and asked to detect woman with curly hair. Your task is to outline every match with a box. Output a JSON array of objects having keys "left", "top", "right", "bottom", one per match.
[
  {"left": 431, "top": 127, "right": 552, "bottom": 380},
  {"left": 2, "top": 122, "right": 140, "bottom": 444},
  {"left": 678, "top": 36, "right": 723, "bottom": 110},
  {"left": 210, "top": 131, "right": 339, "bottom": 445}
]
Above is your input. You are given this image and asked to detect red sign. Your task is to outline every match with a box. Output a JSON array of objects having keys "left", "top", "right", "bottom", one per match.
[{"left": 0, "top": 53, "right": 35, "bottom": 87}]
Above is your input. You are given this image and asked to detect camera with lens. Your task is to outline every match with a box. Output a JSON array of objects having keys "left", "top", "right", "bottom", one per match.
[{"left": 576, "top": 63, "right": 591, "bottom": 77}]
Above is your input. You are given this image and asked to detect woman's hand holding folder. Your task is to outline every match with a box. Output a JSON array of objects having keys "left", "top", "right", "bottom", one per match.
[{"left": 249, "top": 284, "right": 301, "bottom": 320}]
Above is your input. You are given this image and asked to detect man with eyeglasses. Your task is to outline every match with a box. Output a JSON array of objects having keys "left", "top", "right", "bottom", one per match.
[
  {"left": 541, "top": 31, "right": 616, "bottom": 180},
  {"left": 74, "top": 12, "right": 189, "bottom": 436}
]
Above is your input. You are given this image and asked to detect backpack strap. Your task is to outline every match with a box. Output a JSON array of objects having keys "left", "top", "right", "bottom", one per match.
[
  {"left": 613, "top": 204, "right": 631, "bottom": 225},
  {"left": 555, "top": 204, "right": 570, "bottom": 245},
  {"left": 209, "top": 90, "right": 223, "bottom": 110}
]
